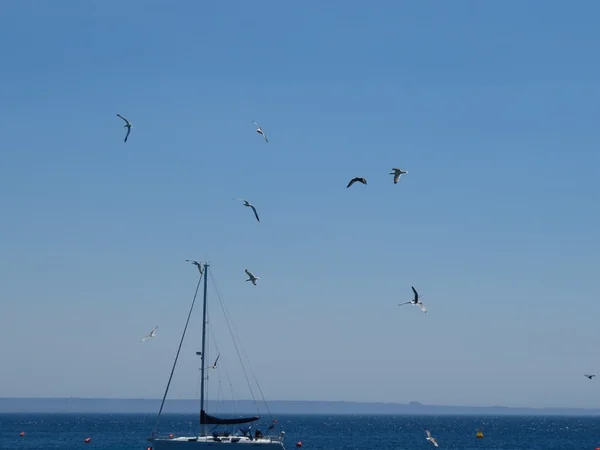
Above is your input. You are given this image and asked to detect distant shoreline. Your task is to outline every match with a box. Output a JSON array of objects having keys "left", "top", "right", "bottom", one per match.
[{"left": 1, "top": 398, "right": 599, "bottom": 415}]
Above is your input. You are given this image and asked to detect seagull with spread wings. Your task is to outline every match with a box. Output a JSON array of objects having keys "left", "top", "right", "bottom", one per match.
[
  {"left": 116, "top": 114, "right": 132, "bottom": 142},
  {"left": 425, "top": 430, "right": 438, "bottom": 447},
  {"left": 185, "top": 259, "right": 204, "bottom": 275},
  {"left": 347, "top": 177, "right": 367, "bottom": 188},
  {"left": 398, "top": 286, "right": 427, "bottom": 313},
  {"left": 245, "top": 269, "right": 259, "bottom": 286},
  {"left": 236, "top": 198, "right": 260, "bottom": 222},
  {"left": 253, "top": 121, "right": 268, "bottom": 143},
  {"left": 390, "top": 168, "right": 408, "bottom": 184},
  {"left": 141, "top": 325, "right": 158, "bottom": 343}
]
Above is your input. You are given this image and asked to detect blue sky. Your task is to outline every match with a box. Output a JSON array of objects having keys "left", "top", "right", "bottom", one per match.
[{"left": 1, "top": 0, "right": 600, "bottom": 409}]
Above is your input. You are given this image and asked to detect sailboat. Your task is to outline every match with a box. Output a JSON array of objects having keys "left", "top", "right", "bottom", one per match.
[{"left": 148, "top": 262, "right": 286, "bottom": 449}]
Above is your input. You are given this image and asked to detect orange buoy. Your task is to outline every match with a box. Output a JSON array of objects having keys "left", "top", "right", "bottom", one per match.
[
  {"left": 296, "top": 441, "right": 302, "bottom": 448},
  {"left": 19, "top": 432, "right": 25, "bottom": 437},
  {"left": 84, "top": 437, "right": 91, "bottom": 443}
]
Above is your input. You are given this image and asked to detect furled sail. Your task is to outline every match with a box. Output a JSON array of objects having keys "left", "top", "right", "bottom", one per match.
[{"left": 200, "top": 410, "right": 259, "bottom": 425}]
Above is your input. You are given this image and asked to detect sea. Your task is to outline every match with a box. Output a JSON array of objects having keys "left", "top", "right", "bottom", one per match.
[{"left": 1, "top": 414, "right": 599, "bottom": 450}]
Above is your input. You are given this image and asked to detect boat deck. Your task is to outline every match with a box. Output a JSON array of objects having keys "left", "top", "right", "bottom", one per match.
[{"left": 150, "top": 435, "right": 285, "bottom": 448}]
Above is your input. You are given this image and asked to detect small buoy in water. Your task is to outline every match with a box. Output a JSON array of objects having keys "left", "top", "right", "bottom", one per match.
[
  {"left": 84, "top": 437, "right": 91, "bottom": 443},
  {"left": 169, "top": 433, "right": 174, "bottom": 439},
  {"left": 19, "top": 432, "right": 25, "bottom": 437},
  {"left": 476, "top": 430, "right": 484, "bottom": 439},
  {"left": 296, "top": 441, "right": 302, "bottom": 448}
]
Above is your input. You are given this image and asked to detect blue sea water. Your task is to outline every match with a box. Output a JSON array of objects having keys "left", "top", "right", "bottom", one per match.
[{"left": 1, "top": 414, "right": 600, "bottom": 450}]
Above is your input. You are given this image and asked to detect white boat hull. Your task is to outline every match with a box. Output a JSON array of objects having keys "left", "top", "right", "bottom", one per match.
[{"left": 150, "top": 436, "right": 285, "bottom": 449}]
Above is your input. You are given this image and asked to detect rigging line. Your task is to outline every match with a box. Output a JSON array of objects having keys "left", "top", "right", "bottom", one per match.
[
  {"left": 210, "top": 269, "right": 272, "bottom": 420},
  {"left": 152, "top": 272, "right": 203, "bottom": 436},
  {"left": 207, "top": 313, "right": 223, "bottom": 413},
  {"left": 209, "top": 270, "right": 273, "bottom": 420},
  {"left": 208, "top": 270, "right": 260, "bottom": 414},
  {"left": 209, "top": 268, "right": 273, "bottom": 419}
]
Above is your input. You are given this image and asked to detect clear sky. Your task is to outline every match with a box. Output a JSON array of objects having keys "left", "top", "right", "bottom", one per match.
[{"left": 1, "top": 0, "right": 600, "bottom": 409}]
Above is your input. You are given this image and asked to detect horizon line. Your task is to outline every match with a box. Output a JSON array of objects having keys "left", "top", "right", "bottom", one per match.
[{"left": 1, "top": 397, "right": 599, "bottom": 411}]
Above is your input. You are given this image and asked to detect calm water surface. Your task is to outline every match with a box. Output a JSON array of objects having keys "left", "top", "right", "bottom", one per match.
[{"left": 1, "top": 414, "right": 600, "bottom": 449}]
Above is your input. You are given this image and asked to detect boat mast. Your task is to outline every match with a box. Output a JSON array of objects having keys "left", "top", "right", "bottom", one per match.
[{"left": 199, "top": 262, "right": 210, "bottom": 436}]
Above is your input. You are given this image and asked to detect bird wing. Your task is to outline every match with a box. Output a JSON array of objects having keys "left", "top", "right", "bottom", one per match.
[
  {"left": 430, "top": 438, "right": 438, "bottom": 447},
  {"left": 124, "top": 127, "right": 131, "bottom": 142},
  {"left": 245, "top": 269, "right": 253, "bottom": 278},
  {"left": 253, "top": 120, "right": 260, "bottom": 128},
  {"left": 425, "top": 430, "right": 432, "bottom": 439},
  {"left": 411, "top": 286, "right": 418, "bottom": 299},
  {"left": 213, "top": 354, "right": 220, "bottom": 368},
  {"left": 418, "top": 302, "right": 427, "bottom": 313},
  {"left": 117, "top": 114, "right": 130, "bottom": 125},
  {"left": 347, "top": 179, "right": 356, "bottom": 188},
  {"left": 250, "top": 205, "right": 260, "bottom": 222},
  {"left": 398, "top": 301, "right": 412, "bottom": 306},
  {"left": 264, "top": 134, "right": 268, "bottom": 142},
  {"left": 252, "top": 279, "right": 257, "bottom": 285}
]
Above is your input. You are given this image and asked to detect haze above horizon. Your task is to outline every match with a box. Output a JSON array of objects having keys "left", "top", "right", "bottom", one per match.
[{"left": 1, "top": 1, "right": 600, "bottom": 409}]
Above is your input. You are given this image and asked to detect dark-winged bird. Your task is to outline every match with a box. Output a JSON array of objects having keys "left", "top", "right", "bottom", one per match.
[
  {"left": 398, "top": 286, "right": 427, "bottom": 313},
  {"left": 186, "top": 260, "right": 204, "bottom": 275},
  {"left": 347, "top": 177, "right": 367, "bottom": 188},
  {"left": 116, "top": 114, "right": 132, "bottom": 142},
  {"left": 245, "top": 269, "right": 259, "bottom": 285}
]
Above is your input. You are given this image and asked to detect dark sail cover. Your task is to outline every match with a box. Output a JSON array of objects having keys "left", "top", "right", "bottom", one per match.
[{"left": 200, "top": 409, "right": 259, "bottom": 425}]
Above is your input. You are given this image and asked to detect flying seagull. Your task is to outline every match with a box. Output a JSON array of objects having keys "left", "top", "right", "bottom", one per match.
[
  {"left": 185, "top": 259, "right": 204, "bottom": 275},
  {"left": 390, "top": 168, "right": 408, "bottom": 184},
  {"left": 253, "top": 121, "right": 268, "bottom": 143},
  {"left": 585, "top": 374, "right": 595, "bottom": 379},
  {"left": 141, "top": 325, "right": 158, "bottom": 343},
  {"left": 116, "top": 114, "right": 132, "bottom": 143},
  {"left": 236, "top": 198, "right": 260, "bottom": 222},
  {"left": 245, "top": 269, "right": 259, "bottom": 286},
  {"left": 347, "top": 177, "right": 367, "bottom": 188},
  {"left": 425, "top": 430, "right": 438, "bottom": 447},
  {"left": 398, "top": 286, "right": 427, "bottom": 313}
]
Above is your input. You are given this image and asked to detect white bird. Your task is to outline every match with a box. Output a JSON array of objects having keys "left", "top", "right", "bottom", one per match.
[
  {"left": 425, "top": 430, "right": 438, "bottom": 447},
  {"left": 390, "top": 168, "right": 408, "bottom": 184},
  {"left": 236, "top": 198, "right": 260, "bottom": 222},
  {"left": 141, "top": 325, "right": 158, "bottom": 343},
  {"left": 253, "top": 121, "right": 268, "bottom": 143},
  {"left": 245, "top": 269, "right": 259, "bottom": 285},
  {"left": 116, "top": 114, "right": 132, "bottom": 142},
  {"left": 398, "top": 286, "right": 427, "bottom": 313},
  {"left": 185, "top": 259, "right": 204, "bottom": 275},
  {"left": 585, "top": 374, "right": 595, "bottom": 379}
]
